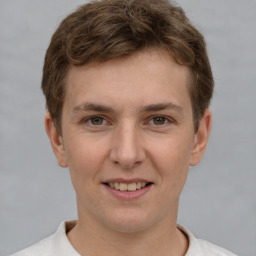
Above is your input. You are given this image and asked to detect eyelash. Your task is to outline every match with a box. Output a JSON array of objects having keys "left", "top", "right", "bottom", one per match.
[
  {"left": 81, "top": 115, "right": 174, "bottom": 127},
  {"left": 82, "top": 116, "right": 108, "bottom": 126},
  {"left": 147, "top": 115, "right": 173, "bottom": 126}
]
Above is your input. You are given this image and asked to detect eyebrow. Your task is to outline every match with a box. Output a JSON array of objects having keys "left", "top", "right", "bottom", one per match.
[
  {"left": 141, "top": 103, "right": 184, "bottom": 113},
  {"left": 73, "top": 103, "right": 115, "bottom": 113},
  {"left": 73, "top": 102, "right": 183, "bottom": 113}
]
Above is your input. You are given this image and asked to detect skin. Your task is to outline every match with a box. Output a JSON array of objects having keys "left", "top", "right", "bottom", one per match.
[{"left": 45, "top": 48, "right": 211, "bottom": 256}]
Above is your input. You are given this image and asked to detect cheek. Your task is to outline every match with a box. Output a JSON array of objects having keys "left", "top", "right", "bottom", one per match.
[
  {"left": 64, "top": 136, "right": 107, "bottom": 192},
  {"left": 150, "top": 136, "right": 193, "bottom": 185}
]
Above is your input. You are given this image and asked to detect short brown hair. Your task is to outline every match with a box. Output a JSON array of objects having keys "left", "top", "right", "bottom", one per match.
[{"left": 42, "top": 0, "right": 214, "bottom": 133}]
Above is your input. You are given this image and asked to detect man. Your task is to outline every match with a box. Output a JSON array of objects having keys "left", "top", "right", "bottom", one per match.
[{"left": 12, "top": 0, "right": 238, "bottom": 255}]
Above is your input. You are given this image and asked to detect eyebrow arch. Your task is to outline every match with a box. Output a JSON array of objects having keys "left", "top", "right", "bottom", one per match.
[
  {"left": 141, "top": 103, "right": 184, "bottom": 113},
  {"left": 73, "top": 102, "right": 183, "bottom": 114},
  {"left": 73, "top": 103, "right": 115, "bottom": 113}
]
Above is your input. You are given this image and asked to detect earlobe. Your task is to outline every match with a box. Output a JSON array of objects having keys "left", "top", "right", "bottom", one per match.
[
  {"left": 189, "top": 109, "right": 212, "bottom": 166},
  {"left": 44, "top": 113, "right": 68, "bottom": 168}
]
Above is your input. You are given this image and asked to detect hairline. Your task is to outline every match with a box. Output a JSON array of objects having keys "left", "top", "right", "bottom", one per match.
[{"left": 54, "top": 47, "right": 198, "bottom": 135}]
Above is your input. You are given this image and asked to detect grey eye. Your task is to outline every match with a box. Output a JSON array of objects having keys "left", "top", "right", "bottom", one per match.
[
  {"left": 90, "top": 116, "right": 104, "bottom": 125},
  {"left": 152, "top": 117, "right": 167, "bottom": 125}
]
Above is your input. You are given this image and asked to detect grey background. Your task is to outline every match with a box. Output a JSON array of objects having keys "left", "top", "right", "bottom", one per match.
[{"left": 0, "top": 0, "right": 255, "bottom": 255}]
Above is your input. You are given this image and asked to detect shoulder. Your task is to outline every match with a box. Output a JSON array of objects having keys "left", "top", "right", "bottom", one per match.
[
  {"left": 10, "top": 234, "right": 54, "bottom": 256},
  {"left": 196, "top": 239, "right": 238, "bottom": 256},
  {"left": 177, "top": 225, "right": 238, "bottom": 256},
  {"left": 10, "top": 221, "right": 79, "bottom": 256}
]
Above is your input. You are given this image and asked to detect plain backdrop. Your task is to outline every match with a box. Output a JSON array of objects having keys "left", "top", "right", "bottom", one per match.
[{"left": 0, "top": 0, "right": 255, "bottom": 255}]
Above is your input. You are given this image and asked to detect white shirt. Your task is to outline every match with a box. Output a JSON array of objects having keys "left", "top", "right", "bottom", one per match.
[{"left": 11, "top": 221, "right": 238, "bottom": 256}]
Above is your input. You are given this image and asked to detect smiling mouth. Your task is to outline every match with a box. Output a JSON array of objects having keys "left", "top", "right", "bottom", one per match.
[{"left": 104, "top": 182, "right": 153, "bottom": 192}]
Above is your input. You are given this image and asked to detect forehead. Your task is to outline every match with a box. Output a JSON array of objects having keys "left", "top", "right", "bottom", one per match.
[{"left": 64, "top": 48, "right": 192, "bottom": 112}]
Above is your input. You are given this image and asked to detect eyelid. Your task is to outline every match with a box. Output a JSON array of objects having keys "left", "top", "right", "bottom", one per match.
[
  {"left": 81, "top": 115, "right": 109, "bottom": 126},
  {"left": 146, "top": 115, "right": 175, "bottom": 125},
  {"left": 80, "top": 114, "right": 175, "bottom": 127}
]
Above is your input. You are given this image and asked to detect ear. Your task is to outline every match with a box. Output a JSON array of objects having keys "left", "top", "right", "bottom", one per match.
[
  {"left": 44, "top": 112, "right": 68, "bottom": 168},
  {"left": 189, "top": 109, "right": 212, "bottom": 166}
]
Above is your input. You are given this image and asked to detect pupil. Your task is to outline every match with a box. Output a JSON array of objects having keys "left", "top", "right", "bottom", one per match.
[
  {"left": 91, "top": 117, "right": 103, "bottom": 125},
  {"left": 153, "top": 117, "right": 165, "bottom": 125}
]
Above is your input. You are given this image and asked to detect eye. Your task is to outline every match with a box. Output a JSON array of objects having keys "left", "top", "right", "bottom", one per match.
[
  {"left": 148, "top": 116, "right": 170, "bottom": 125},
  {"left": 84, "top": 116, "right": 106, "bottom": 126}
]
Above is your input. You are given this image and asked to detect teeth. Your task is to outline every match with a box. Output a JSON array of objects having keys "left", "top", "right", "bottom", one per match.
[
  {"left": 114, "top": 182, "right": 120, "bottom": 189},
  {"left": 108, "top": 182, "right": 148, "bottom": 191},
  {"left": 136, "top": 182, "right": 142, "bottom": 189},
  {"left": 128, "top": 183, "right": 137, "bottom": 191},
  {"left": 119, "top": 183, "right": 127, "bottom": 191}
]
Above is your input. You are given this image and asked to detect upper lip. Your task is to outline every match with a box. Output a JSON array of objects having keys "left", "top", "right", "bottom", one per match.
[{"left": 102, "top": 178, "right": 152, "bottom": 184}]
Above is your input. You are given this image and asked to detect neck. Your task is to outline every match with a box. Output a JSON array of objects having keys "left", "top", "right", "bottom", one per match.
[{"left": 67, "top": 208, "right": 188, "bottom": 256}]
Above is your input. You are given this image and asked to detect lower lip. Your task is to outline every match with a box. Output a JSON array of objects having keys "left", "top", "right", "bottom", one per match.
[{"left": 103, "top": 184, "right": 152, "bottom": 200}]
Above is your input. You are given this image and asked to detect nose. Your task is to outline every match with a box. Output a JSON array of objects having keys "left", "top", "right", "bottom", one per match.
[{"left": 109, "top": 122, "right": 146, "bottom": 169}]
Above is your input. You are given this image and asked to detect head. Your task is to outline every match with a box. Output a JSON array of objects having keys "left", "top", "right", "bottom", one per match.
[
  {"left": 43, "top": 0, "right": 213, "bottom": 233},
  {"left": 42, "top": 0, "right": 214, "bottom": 134}
]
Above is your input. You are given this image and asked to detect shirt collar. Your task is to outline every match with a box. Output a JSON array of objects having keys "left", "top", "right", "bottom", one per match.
[
  {"left": 53, "top": 221, "right": 203, "bottom": 256},
  {"left": 51, "top": 220, "right": 80, "bottom": 255}
]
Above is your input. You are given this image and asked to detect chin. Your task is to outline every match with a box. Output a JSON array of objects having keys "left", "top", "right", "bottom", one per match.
[
  {"left": 107, "top": 221, "right": 150, "bottom": 233},
  {"left": 103, "top": 209, "right": 157, "bottom": 233}
]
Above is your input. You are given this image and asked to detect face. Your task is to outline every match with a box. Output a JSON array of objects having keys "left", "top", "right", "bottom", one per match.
[{"left": 46, "top": 49, "right": 211, "bottom": 233}]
